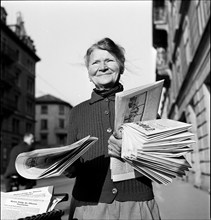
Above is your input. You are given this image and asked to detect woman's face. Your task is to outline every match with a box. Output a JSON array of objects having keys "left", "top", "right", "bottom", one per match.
[{"left": 88, "top": 49, "right": 120, "bottom": 89}]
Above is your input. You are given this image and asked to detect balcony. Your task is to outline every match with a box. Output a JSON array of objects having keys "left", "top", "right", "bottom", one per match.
[
  {"left": 156, "top": 48, "right": 171, "bottom": 89},
  {"left": 153, "top": 7, "right": 167, "bottom": 25},
  {"left": 54, "top": 127, "right": 67, "bottom": 134},
  {"left": 153, "top": 1, "right": 168, "bottom": 48}
]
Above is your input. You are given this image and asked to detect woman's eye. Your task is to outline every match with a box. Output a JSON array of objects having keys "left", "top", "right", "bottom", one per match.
[{"left": 92, "top": 61, "right": 98, "bottom": 65}]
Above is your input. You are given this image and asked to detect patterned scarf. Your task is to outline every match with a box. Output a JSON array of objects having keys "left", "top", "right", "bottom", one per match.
[{"left": 94, "top": 82, "right": 124, "bottom": 98}]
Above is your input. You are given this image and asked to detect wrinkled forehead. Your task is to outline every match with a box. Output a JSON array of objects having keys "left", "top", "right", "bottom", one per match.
[{"left": 89, "top": 49, "right": 117, "bottom": 60}]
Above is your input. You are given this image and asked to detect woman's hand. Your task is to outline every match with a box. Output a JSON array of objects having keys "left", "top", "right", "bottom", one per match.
[
  {"left": 108, "top": 133, "right": 122, "bottom": 158},
  {"left": 62, "top": 161, "right": 79, "bottom": 178}
]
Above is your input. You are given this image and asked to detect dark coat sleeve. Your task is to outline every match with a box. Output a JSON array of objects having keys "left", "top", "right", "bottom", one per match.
[{"left": 4, "top": 145, "right": 20, "bottom": 178}]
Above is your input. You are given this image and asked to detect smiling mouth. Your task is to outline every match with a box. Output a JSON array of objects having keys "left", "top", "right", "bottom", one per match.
[{"left": 97, "top": 72, "right": 112, "bottom": 76}]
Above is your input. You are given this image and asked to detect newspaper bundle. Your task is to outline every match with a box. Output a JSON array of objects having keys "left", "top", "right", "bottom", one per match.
[
  {"left": 111, "top": 80, "right": 195, "bottom": 184},
  {"left": 120, "top": 119, "right": 195, "bottom": 185}
]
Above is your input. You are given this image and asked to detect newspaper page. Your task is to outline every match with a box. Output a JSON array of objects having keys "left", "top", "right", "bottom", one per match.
[
  {"left": 114, "top": 80, "right": 164, "bottom": 136},
  {"left": 111, "top": 80, "right": 164, "bottom": 182},
  {"left": 1, "top": 186, "right": 53, "bottom": 220},
  {"left": 15, "top": 135, "right": 98, "bottom": 179}
]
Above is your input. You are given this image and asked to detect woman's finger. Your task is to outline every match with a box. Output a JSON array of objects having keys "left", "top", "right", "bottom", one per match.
[
  {"left": 108, "top": 135, "right": 122, "bottom": 149},
  {"left": 108, "top": 140, "right": 121, "bottom": 153},
  {"left": 108, "top": 145, "right": 119, "bottom": 155},
  {"left": 108, "top": 143, "right": 121, "bottom": 156},
  {"left": 113, "top": 130, "right": 122, "bottom": 139}
]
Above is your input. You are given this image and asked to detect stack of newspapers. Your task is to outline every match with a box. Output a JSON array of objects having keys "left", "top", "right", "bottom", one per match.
[
  {"left": 1, "top": 186, "right": 67, "bottom": 220},
  {"left": 120, "top": 119, "right": 195, "bottom": 185}
]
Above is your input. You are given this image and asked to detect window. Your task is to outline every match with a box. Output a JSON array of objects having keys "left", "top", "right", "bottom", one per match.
[
  {"left": 203, "top": 0, "right": 210, "bottom": 21},
  {"left": 41, "top": 105, "right": 48, "bottom": 114},
  {"left": 3, "top": 148, "right": 7, "bottom": 160},
  {"left": 27, "top": 100, "right": 34, "bottom": 115},
  {"left": 12, "top": 118, "right": 20, "bottom": 134},
  {"left": 2, "top": 37, "right": 6, "bottom": 52},
  {"left": 57, "top": 134, "right": 66, "bottom": 145},
  {"left": 15, "top": 69, "right": 21, "bottom": 87},
  {"left": 156, "top": 48, "right": 167, "bottom": 70},
  {"left": 195, "top": 0, "right": 206, "bottom": 35},
  {"left": 26, "top": 122, "right": 32, "bottom": 133},
  {"left": 15, "top": 95, "right": 19, "bottom": 110},
  {"left": 27, "top": 59, "right": 35, "bottom": 73},
  {"left": 59, "top": 119, "right": 65, "bottom": 129},
  {"left": 16, "top": 50, "right": 20, "bottom": 62},
  {"left": 172, "top": 0, "right": 180, "bottom": 29},
  {"left": 40, "top": 119, "right": 48, "bottom": 130},
  {"left": 27, "top": 77, "right": 34, "bottom": 95},
  {"left": 175, "top": 48, "right": 182, "bottom": 84},
  {"left": 59, "top": 105, "right": 64, "bottom": 115},
  {"left": 154, "top": 5, "right": 166, "bottom": 24},
  {"left": 40, "top": 134, "right": 48, "bottom": 145},
  {"left": 203, "top": 80, "right": 210, "bottom": 138},
  {"left": 1, "top": 8, "right": 7, "bottom": 23},
  {"left": 1, "top": 62, "right": 5, "bottom": 76},
  {"left": 183, "top": 16, "right": 192, "bottom": 64}
]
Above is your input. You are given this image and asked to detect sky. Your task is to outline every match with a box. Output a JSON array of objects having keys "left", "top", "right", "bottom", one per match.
[{"left": 2, "top": 1, "right": 156, "bottom": 106}]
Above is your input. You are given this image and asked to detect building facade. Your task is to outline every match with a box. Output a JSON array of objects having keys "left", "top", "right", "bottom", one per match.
[
  {"left": 0, "top": 7, "right": 40, "bottom": 174},
  {"left": 35, "top": 95, "right": 72, "bottom": 148},
  {"left": 153, "top": 0, "right": 210, "bottom": 192}
]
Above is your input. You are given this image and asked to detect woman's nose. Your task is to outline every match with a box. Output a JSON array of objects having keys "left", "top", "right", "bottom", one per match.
[{"left": 99, "top": 62, "right": 108, "bottom": 71}]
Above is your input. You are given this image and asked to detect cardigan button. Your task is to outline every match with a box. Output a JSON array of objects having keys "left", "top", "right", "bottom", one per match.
[
  {"left": 112, "top": 188, "right": 118, "bottom": 194},
  {"left": 107, "top": 128, "right": 112, "bottom": 133},
  {"left": 105, "top": 98, "right": 109, "bottom": 102},
  {"left": 104, "top": 110, "right": 109, "bottom": 115}
]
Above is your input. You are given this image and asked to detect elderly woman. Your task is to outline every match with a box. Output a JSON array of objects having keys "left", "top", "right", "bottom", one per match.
[{"left": 66, "top": 37, "right": 160, "bottom": 220}]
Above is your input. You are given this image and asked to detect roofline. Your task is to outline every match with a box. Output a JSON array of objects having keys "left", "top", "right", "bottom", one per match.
[
  {"left": 35, "top": 100, "right": 73, "bottom": 108},
  {"left": 1, "top": 20, "right": 41, "bottom": 62}
]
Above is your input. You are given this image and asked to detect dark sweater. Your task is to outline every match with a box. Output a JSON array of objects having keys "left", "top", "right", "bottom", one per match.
[{"left": 67, "top": 91, "right": 154, "bottom": 203}]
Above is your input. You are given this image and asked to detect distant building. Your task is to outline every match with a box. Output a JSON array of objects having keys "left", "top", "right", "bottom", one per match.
[
  {"left": 0, "top": 7, "right": 40, "bottom": 173},
  {"left": 35, "top": 94, "right": 73, "bottom": 147},
  {"left": 153, "top": 0, "right": 210, "bottom": 192}
]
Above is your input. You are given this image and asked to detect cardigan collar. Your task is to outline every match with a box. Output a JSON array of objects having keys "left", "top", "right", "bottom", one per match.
[{"left": 89, "top": 91, "right": 115, "bottom": 104}]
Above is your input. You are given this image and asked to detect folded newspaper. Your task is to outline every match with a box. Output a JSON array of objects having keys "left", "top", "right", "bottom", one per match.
[
  {"left": 120, "top": 119, "right": 195, "bottom": 185},
  {"left": 15, "top": 135, "right": 98, "bottom": 179},
  {"left": 1, "top": 186, "right": 66, "bottom": 220}
]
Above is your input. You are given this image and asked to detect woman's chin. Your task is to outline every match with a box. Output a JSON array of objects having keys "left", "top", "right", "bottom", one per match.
[{"left": 98, "top": 82, "right": 116, "bottom": 89}]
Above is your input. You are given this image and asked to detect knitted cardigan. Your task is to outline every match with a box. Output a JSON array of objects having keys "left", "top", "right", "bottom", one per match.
[{"left": 66, "top": 90, "right": 154, "bottom": 203}]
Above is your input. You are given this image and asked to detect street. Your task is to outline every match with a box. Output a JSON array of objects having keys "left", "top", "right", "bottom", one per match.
[
  {"left": 33, "top": 176, "right": 211, "bottom": 220},
  {"left": 1, "top": 176, "right": 210, "bottom": 220},
  {"left": 152, "top": 180, "right": 210, "bottom": 220},
  {"left": 1, "top": 175, "right": 74, "bottom": 220}
]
